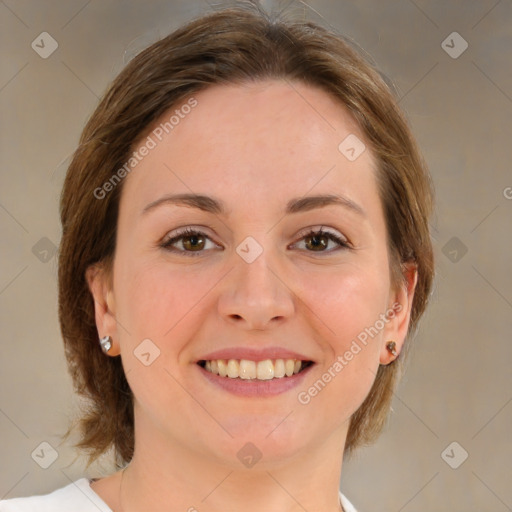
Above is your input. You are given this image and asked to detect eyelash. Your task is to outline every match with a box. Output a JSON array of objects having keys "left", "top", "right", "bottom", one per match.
[{"left": 160, "top": 226, "right": 351, "bottom": 257}]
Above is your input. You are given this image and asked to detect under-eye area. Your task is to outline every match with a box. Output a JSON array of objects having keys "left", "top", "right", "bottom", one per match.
[{"left": 197, "top": 359, "right": 315, "bottom": 380}]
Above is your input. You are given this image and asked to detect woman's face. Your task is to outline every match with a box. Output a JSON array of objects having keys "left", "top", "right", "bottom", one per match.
[{"left": 90, "top": 80, "right": 415, "bottom": 467}]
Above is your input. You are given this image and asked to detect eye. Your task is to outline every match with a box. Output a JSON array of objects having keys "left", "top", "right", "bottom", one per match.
[
  {"left": 160, "top": 227, "right": 219, "bottom": 257},
  {"left": 291, "top": 226, "right": 350, "bottom": 254},
  {"left": 160, "top": 225, "right": 350, "bottom": 257}
]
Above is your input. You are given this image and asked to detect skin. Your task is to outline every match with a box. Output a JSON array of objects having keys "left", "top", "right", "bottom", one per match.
[{"left": 87, "top": 80, "right": 417, "bottom": 512}]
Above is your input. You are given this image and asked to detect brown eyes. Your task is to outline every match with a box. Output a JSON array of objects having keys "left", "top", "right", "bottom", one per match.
[{"left": 161, "top": 226, "right": 350, "bottom": 257}]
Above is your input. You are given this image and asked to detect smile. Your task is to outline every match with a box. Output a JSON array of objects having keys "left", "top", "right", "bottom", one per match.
[{"left": 198, "top": 358, "right": 313, "bottom": 380}]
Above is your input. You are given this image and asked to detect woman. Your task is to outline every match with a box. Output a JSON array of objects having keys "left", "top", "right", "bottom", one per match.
[{"left": 0, "top": 3, "right": 434, "bottom": 511}]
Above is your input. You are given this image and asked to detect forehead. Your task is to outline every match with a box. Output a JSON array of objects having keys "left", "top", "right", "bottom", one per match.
[{"left": 120, "top": 80, "right": 379, "bottom": 219}]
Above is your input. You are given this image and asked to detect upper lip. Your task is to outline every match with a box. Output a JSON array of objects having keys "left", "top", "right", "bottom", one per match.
[{"left": 196, "top": 347, "right": 314, "bottom": 363}]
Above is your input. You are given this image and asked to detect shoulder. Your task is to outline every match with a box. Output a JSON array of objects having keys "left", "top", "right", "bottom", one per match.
[
  {"left": 1, "top": 481, "right": 355, "bottom": 512},
  {"left": 340, "top": 491, "right": 358, "bottom": 512},
  {"left": 0, "top": 478, "right": 112, "bottom": 512}
]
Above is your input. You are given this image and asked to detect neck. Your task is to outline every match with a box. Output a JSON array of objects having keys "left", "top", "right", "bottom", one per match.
[{"left": 118, "top": 412, "right": 347, "bottom": 512}]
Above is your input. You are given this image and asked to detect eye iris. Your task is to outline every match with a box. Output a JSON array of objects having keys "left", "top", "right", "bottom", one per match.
[
  {"left": 183, "top": 233, "right": 205, "bottom": 251},
  {"left": 306, "top": 233, "right": 328, "bottom": 251}
]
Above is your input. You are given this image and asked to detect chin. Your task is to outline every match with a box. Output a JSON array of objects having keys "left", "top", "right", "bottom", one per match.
[{"left": 201, "top": 417, "right": 311, "bottom": 469}]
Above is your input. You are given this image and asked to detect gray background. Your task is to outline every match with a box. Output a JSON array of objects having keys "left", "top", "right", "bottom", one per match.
[{"left": 1, "top": 1, "right": 511, "bottom": 510}]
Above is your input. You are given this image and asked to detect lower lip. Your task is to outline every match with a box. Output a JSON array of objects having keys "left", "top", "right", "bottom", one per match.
[{"left": 197, "top": 363, "right": 314, "bottom": 397}]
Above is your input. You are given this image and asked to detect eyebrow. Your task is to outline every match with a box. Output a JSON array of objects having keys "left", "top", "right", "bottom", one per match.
[{"left": 141, "top": 193, "right": 366, "bottom": 217}]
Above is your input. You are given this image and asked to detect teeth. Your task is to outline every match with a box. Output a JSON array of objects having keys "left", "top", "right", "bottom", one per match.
[
  {"left": 256, "top": 359, "right": 274, "bottom": 380},
  {"left": 201, "top": 358, "right": 308, "bottom": 380},
  {"left": 227, "top": 359, "right": 239, "bottom": 378},
  {"left": 239, "top": 359, "right": 256, "bottom": 379},
  {"left": 217, "top": 359, "right": 227, "bottom": 377},
  {"left": 285, "top": 359, "right": 295, "bottom": 377},
  {"left": 274, "top": 359, "right": 285, "bottom": 378}
]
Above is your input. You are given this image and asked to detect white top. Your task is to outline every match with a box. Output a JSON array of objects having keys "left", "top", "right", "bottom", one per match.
[{"left": 0, "top": 478, "right": 357, "bottom": 511}]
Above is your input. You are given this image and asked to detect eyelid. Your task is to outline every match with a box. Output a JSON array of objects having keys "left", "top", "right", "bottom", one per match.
[
  {"left": 294, "top": 225, "right": 349, "bottom": 244},
  {"left": 161, "top": 225, "right": 220, "bottom": 248},
  {"left": 162, "top": 224, "right": 216, "bottom": 241}
]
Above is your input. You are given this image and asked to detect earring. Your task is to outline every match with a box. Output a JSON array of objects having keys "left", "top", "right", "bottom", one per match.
[
  {"left": 99, "top": 335, "right": 112, "bottom": 354},
  {"left": 386, "top": 341, "right": 398, "bottom": 357}
]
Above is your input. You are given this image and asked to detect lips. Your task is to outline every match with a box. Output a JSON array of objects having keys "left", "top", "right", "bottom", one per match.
[{"left": 197, "top": 357, "right": 314, "bottom": 397}]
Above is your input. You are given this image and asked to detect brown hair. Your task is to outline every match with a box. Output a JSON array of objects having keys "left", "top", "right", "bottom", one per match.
[{"left": 58, "top": 2, "right": 434, "bottom": 468}]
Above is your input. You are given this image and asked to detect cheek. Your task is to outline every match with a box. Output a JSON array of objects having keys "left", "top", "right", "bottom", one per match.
[
  {"left": 294, "top": 263, "right": 389, "bottom": 414},
  {"left": 113, "top": 261, "right": 202, "bottom": 415},
  {"left": 116, "top": 259, "right": 202, "bottom": 340},
  {"left": 302, "top": 262, "right": 390, "bottom": 349}
]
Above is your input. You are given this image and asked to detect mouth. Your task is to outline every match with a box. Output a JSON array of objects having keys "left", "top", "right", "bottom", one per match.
[{"left": 197, "top": 358, "right": 314, "bottom": 380}]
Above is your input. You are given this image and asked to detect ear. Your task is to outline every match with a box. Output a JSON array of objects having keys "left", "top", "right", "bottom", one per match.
[
  {"left": 85, "top": 263, "right": 121, "bottom": 356},
  {"left": 380, "top": 262, "right": 418, "bottom": 364}
]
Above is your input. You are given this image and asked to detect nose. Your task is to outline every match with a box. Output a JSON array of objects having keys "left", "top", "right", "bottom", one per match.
[{"left": 217, "top": 245, "right": 295, "bottom": 331}]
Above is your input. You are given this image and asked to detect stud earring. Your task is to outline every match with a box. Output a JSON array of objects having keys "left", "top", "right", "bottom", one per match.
[
  {"left": 99, "top": 335, "right": 112, "bottom": 354},
  {"left": 386, "top": 341, "right": 398, "bottom": 357}
]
